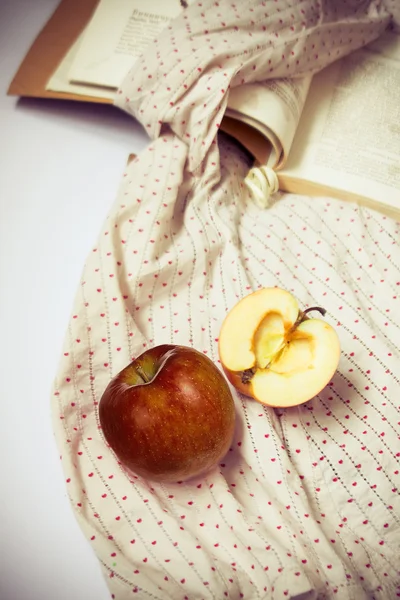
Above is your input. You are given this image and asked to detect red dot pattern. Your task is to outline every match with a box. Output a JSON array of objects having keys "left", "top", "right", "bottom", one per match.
[{"left": 52, "top": 1, "right": 400, "bottom": 598}]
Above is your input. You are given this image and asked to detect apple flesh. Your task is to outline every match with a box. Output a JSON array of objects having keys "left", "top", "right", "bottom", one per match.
[
  {"left": 99, "top": 345, "right": 235, "bottom": 483},
  {"left": 218, "top": 288, "right": 340, "bottom": 407}
]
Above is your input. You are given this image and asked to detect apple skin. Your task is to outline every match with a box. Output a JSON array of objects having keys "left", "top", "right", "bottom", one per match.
[
  {"left": 99, "top": 345, "right": 236, "bottom": 483},
  {"left": 221, "top": 368, "right": 252, "bottom": 399}
]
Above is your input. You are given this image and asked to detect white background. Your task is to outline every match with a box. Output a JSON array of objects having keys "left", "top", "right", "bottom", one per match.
[{"left": 0, "top": 1, "right": 148, "bottom": 598}]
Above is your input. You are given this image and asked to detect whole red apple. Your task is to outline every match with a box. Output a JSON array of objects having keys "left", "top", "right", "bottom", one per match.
[{"left": 99, "top": 345, "right": 236, "bottom": 483}]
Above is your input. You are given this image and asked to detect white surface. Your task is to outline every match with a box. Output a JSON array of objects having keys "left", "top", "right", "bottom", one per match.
[{"left": 0, "top": 2, "right": 148, "bottom": 599}]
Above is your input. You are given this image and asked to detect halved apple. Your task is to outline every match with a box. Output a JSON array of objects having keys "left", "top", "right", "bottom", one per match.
[{"left": 218, "top": 288, "right": 340, "bottom": 407}]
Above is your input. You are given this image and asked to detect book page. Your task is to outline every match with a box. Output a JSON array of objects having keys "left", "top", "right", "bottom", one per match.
[
  {"left": 68, "top": 0, "right": 190, "bottom": 88},
  {"left": 226, "top": 76, "right": 312, "bottom": 169},
  {"left": 46, "top": 33, "right": 116, "bottom": 100},
  {"left": 47, "top": 0, "right": 310, "bottom": 166},
  {"left": 280, "top": 31, "right": 400, "bottom": 213},
  {"left": 220, "top": 117, "right": 273, "bottom": 166}
]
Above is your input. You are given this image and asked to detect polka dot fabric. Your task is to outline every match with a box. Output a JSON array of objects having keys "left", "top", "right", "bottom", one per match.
[{"left": 52, "top": 2, "right": 400, "bottom": 599}]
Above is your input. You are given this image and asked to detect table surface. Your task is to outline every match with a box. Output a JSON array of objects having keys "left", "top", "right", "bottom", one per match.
[{"left": 0, "top": 2, "right": 148, "bottom": 598}]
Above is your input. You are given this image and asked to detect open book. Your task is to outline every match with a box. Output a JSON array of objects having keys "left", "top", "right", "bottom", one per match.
[{"left": 8, "top": 0, "right": 400, "bottom": 219}]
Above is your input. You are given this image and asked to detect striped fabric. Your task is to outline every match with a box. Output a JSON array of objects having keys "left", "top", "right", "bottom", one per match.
[{"left": 52, "top": 1, "right": 400, "bottom": 598}]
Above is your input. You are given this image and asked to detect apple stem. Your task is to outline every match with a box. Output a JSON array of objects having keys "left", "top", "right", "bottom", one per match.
[
  {"left": 282, "top": 305, "right": 327, "bottom": 340},
  {"left": 302, "top": 306, "right": 327, "bottom": 318},
  {"left": 291, "top": 306, "right": 326, "bottom": 331},
  {"left": 136, "top": 365, "right": 150, "bottom": 384}
]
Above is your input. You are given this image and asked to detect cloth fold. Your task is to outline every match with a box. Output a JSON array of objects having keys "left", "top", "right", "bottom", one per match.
[
  {"left": 116, "top": 0, "right": 391, "bottom": 171},
  {"left": 52, "top": 1, "right": 400, "bottom": 598}
]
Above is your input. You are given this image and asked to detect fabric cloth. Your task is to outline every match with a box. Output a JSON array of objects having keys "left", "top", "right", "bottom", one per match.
[
  {"left": 52, "top": 1, "right": 400, "bottom": 598},
  {"left": 384, "top": 0, "right": 400, "bottom": 30}
]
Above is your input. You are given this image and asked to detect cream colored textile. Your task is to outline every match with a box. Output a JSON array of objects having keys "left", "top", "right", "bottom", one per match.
[{"left": 52, "top": 1, "right": 400, "bottom": 598}]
